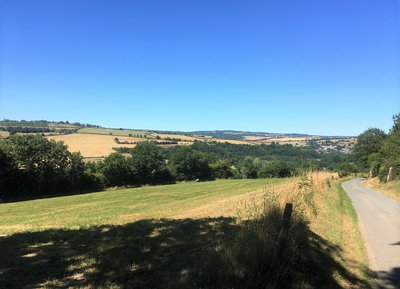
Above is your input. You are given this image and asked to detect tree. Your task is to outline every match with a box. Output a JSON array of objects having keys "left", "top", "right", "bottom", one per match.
[
  {"left": 170, "top": 147, "right": 213, "bottom": 181},
  {"left": 97, "top": 153, "right": 132, "bottom": 186},
  {"left": 379, "top": 114, "right": 400, "bottom": 180},
  {"left": 7, "top": 134, "right": 73, "bottom": 193},
  {"left": 338, "top": 162, "right": 358, "bottom": 178},
  {"left": 0, "top": 141, "right": 19, "bottom": 200},
  {"left": 353, "top": 128, "right": 386, "bottom": 172},
  {"left": 258, "top": 161, "right": 293, "bottom": 178},
  {"left": 239, "top": 156, "right": 259, "bottom": 179},
  {"left": 129, "top": 142, "right": 172, "bottom": 184},
  {"left": 210, "top": 159, "right": 233, "bottom": 179}
]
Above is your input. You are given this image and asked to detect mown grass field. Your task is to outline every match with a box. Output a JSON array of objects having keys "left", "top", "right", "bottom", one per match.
[
  {"left": 0, "top": 179, "right": 284, "bottom": 236},
  {"left": 0, "top": 175, "right": 373, "bottom": 289},
  {"left": 77, "top": 127, "right": 152, "bottom": 138}
]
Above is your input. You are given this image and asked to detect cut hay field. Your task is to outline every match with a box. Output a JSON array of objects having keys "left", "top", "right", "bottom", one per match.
[
  {"left": 0, "top": 178, "right": 285, "bottom": 236},
  {"left": 0, "top": 175, "right": 373, "bottom": 289},
  {"left": 78, "top": 127, "right": 153, "bottom": 138},
  {"left": 46, "top": 134, "right": 138, "bottom": 158},
  {"left": 46, "top": 131, "right": 254, "bottom": 159},
  {"left": 0, "top": 131, "right": 9, "bottom": 138}
]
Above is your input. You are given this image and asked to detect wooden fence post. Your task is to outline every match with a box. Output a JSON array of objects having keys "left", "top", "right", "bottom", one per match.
[
  {"left": 387, "top": 167, "right": 394, "bottom": 182},
  {"left": 270, "top": 203, "right": 293, "bottom": 268}
]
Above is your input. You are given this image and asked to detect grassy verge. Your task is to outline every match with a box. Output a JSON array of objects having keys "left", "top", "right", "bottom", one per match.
[
  {"left": 364, "top": 177, "right": 400, "bottom": 201},
  {"left": 305, "top": 176, "right": 373, "bottom": 288},
  {"left": 0, "top": 175, "right": 373, "bottom": 288}
]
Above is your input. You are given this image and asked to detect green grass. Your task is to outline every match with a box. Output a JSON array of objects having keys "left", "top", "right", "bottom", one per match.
[
  {"left": 0, "top": 179, "right": 284, "bottom": 236},
  {"left": 0, "top": 177, "right": 374, "bottom": 289},
  {"left": 306, "top": 178, "right": 373, "bottom": 288},
  {"left": 77, "top": 127, "right": 153, "bottom": 138},
  {"left": 0, "top": 178, "right": 287, "bottom": 289}
]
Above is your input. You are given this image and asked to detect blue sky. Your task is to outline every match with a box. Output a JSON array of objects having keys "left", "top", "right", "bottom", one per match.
[{"left": 0, "top": 0, "right": 398, "bottom": 136}]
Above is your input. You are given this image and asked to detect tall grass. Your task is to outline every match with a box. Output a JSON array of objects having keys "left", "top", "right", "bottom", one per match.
[{"left": 216, "top": 171, "right": 372, "bottom": 289}]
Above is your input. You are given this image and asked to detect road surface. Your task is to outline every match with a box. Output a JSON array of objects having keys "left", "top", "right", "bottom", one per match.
[{"left": 343, "top": 179, "right": 400, "bottom": 289}]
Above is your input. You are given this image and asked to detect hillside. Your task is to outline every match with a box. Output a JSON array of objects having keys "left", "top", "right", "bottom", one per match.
[{"left": 0, "top": 119, "right": 355, "bottom": 159}]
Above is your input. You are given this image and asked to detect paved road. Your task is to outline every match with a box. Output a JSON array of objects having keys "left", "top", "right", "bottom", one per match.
[{"left": 343, "top": 179, "right": 400, "bottom": 289}]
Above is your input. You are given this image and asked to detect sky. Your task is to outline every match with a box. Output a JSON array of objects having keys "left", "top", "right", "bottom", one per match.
[{"left": 0, "top": 0, "right": 399, "bottom": 136}]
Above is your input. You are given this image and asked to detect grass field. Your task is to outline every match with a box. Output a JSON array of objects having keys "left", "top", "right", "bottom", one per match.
[
  {"left": 78, "top": 127, "right": 153, "bottom": 138},
  {"left": 0, "top": 131, "right": 9, "bottom": 138},
  {"left": 0, "top": 179, "right": 285, "bottom": 236},
  {"left": 0, "top": 176, "right": 373, "bottom": 288},
  {"left": 46, "top": 134, "right": 138, "bottom": 158},
  {"left": 46, "top": 131, "right": 253, "bottom": 159}
]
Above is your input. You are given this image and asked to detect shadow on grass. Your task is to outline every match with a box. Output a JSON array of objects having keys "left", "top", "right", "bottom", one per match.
[
  {"left": 376, "top": 267, "right": 400, "bottom": 289},
  {"left": 0, "top": 217, "right": 372, "bottom": 289}
]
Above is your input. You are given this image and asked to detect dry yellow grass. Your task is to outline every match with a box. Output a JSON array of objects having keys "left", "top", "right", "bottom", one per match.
[
  {"left": 262, "top": 172, "right": 371, "bottom": 288},
  {"left": 152, "top": 133, "right": 198, "bottom": 141},
  {"left": 47, "top": 131, "right": 255, "bottom": 158},
  {"left": 210, "top": 138, "right": 253, "bottom": 145},
  {"left": 245, "top": 136, "right": 311, "bottom": 146},
  {"left": 154, "top": 133, "right": 252, "bottom": 145},
  {"left": 364, "top": 177, "right": 400, "bottom": 201},
  {"left": 46, "top": 134, "right": 138, "bottom": 158},
  {"left": 0, "top": 131, "right": 9, "bottom": 138}
]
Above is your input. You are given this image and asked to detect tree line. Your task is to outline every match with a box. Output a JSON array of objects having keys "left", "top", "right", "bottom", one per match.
[
  {"left": 0, "top": 135, "right": 305, "bottom": 201},
  {"left": 0, "top": 126, "right": 78, "bottom": 135},
  {"left": 353, "top": 114, "right": 400, "bottom": 181}
]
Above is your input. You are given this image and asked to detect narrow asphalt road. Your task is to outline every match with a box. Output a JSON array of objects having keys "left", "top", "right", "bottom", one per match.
[{"left": 343, "top": 179, "right": 400, "bottom": 289}]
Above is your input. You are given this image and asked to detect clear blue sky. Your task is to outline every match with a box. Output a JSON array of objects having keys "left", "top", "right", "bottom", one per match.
[{"left": 0, "top": 0, "right": 398, "bottom": 136}]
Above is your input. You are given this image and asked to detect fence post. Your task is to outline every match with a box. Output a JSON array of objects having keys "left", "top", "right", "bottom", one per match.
[
  {"left": 270, "top": 203, "right": 293, "bottom": 268},
  {"left": 387, "top": 167, "right": 394, "bottom": 182}
]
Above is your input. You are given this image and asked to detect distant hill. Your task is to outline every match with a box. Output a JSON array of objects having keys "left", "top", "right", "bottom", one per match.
[
  {"left": 0, "top": 119, "right": 356, "bottom": 155},
  {"left": 189, "top": 130, "right": 314, "bottom": 140}
]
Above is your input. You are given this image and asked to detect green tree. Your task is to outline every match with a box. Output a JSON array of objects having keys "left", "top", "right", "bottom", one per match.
[
  {"left": 170, "top": 147, "right": 213, "bottom": 181},
  {"left": 0, "top": 141, "right": 20, "bottom": 200},
  {"left": 353, "top": 128, "right": 386, "bottom": 172},
  {"left": 379, "top": 114, "right": 400, "bottom": 180},
  {"left": 210, "top": 159, "right": 233, "bottom": 179},
  {"left": 258, "top": 161, "right": 293, "bottom": 178},
  {"left": 129, "top": 142, "right": 172, "bottom": 184},
  {"left": 97, "top": 153, "right": 132, "bottom": 186},
  {"left": 239, "top": 156, "right": 259, "bottom": 179},
  {"left": 7, "top": 134, "right": 72, "bottom": 193}
]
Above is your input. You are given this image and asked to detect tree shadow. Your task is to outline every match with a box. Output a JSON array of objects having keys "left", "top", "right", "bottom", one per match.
[
  {"left": 376, "top": 268, "right": 400, "bottom": 289},
  {"left": 0, "top": 216, "right": 373, "bottom": 289}
]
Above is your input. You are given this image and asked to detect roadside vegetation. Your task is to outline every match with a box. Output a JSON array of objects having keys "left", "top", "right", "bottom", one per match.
[
  {"left": 364, "top": 178, "right": 400, "bottom": 201},
  {"left": 353, "top": 114, "right": 400, "bottom": 182},
  {"left": 352, "top": 113, "right": 400, "bottom": 200}
]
